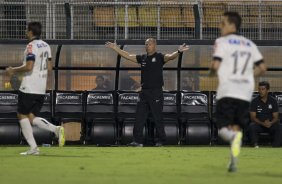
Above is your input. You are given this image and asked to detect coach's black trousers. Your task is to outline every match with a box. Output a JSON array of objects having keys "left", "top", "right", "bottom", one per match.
[
  {"left": 133, "top": 88, "right": 166, "bottom": 143},
  {"left": 249, "top": 122, "right": 281, "bottom": 147}
]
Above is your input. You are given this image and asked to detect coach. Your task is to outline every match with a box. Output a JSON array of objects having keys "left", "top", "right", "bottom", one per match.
[
  {"left": 249, "top": 81, "right": 281, "bottom": 147},
  {"left": 106, "top": 38, "right": 189, "bottom": 146}
]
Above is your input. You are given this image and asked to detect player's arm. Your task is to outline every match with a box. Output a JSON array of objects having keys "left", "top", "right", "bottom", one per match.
[
  {"left": 210, "top": 39, "right": 224, "bottom": 77},
  {"left": 209, "top": 59, "right": 221, "bottom": 77},
  {"left": 47, "top": 58, "right": 52, "bottom": 72},
  {"left": 253, "top": 45, "right": 267, "bottom": 77},
  {"left": 105, "top": 42, "right": 137, "bottom": 63},
  {"left": 6, "top": 43, "right": 36, "bottom": 76},
  {"left": 164, "top": 43, "right": 189, "bottom": 63},
  {"left": 6, "top": 61, "right": 34, "bottom": 76},
  {"left": 47, "top": 45, "right": 53, "bottom": 72},
  {"left": 254, "top": 61, "right": 267, "bottom": 77}
]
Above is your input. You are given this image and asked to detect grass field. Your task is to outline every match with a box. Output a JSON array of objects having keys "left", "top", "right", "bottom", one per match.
[{"left": 0, "top": 146, "right": 281, "bottom": 184}]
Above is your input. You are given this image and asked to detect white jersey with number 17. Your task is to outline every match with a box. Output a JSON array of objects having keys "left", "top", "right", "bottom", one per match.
[
  {"left": 213, "top": 34, "right": 263, "bottom": 102},
  {"left": 20, "top": 39, "right": 51, "bottom": 95}
]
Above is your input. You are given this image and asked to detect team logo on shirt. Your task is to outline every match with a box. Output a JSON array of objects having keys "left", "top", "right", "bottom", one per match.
[
  {"left": 268, "top": 104, "right": 272, "bottom": 109},
  {"left": 257, "top": 105, "right": 262, "bottom": 112},
  {"left": 152, "top": 57, "right": 156, "bottom": 62},
  {"left": 228, "top": 39, "right": 251, "bottom": 47}
]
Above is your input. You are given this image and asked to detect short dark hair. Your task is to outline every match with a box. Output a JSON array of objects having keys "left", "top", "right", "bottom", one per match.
[
  {"left": 27, "top": 22, "right": 42, "bottom": 37},
  {"left": 259, "top": 81, "right": 270, "bottom": 90},
  {"left": 223, "top": 11, "right": 242, "bottom": 31}
]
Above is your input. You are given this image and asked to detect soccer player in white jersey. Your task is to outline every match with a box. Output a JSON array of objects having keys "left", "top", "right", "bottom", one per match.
[
  {"left": 6, "top": 22, "right": 65, "bottom": 155},
  {"left": 210, "top": 12, "right": 267, "bottom": 172}
]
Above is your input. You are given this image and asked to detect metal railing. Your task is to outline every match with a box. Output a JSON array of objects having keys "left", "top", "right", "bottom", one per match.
[
  {"left": 1, "top": 0, "right": 282, "bottom": 40},
  {"left": 1, "top": 40, "right": 282, "bottom": 92}
]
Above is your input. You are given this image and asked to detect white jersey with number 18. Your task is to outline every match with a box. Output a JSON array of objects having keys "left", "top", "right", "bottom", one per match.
[
  {"left": 20, "top": 39, "right": 51, "bottom": 95},
  {"left": 213, "top": 34, "right": 263, "bottom": 102}
]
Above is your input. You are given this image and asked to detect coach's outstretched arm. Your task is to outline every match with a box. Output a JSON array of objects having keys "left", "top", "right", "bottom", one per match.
[
  {"left": 106, "top": 42, "right": 137, "bottom": 63},
  {"left": 164, "top": 43, "right": 189, "bottom": 63}
]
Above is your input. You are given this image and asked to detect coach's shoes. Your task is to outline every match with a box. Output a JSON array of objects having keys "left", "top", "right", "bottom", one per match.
[
  {"left": 20, "top": 147, "right": 40, "bottom": 156},
  {"left": 127, "top": 142, "right": 143, "bottom": 147},
  {"left": 231, "top": 131, "right": 242, "bottom": 158},
  {"left": 57, "top": 126, "right": 65, "bottom": 147}
]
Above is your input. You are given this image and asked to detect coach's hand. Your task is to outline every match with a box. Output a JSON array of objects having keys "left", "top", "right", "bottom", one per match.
[
  {"left": 264, "top": 120, "right": 272, "bottom": 128},
  {"left": 6, "top": 67, "right": 14, "bottom": 76},
  {"left": 105, "top": 42, "right": 118, "bottom": 50},
  {"left": 178, "top": 43, "right": 190, "bottom": 53}
]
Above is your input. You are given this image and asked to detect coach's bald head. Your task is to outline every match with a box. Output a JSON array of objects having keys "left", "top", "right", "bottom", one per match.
[{"left": 145, "top": 38, "right": 157, "bottom": 56}]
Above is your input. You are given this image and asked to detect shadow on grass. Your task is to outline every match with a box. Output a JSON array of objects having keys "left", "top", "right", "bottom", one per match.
[
  {"left": 4, "top": 154, "right": 94, "bottom": 158},
  {"left": 39, "top": 154, "right": 94, "bottom": 158},
  {"left": 250, "top": 172, "right": 282, "bottom": 178}
]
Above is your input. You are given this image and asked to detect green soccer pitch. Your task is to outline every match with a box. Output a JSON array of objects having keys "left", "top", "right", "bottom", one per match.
[{"left": 0, "top": 147, "right": 281, "bottom": 184}]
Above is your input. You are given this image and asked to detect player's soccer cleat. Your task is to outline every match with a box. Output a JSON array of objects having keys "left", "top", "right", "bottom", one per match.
[
  {"left": 228, "top": 161, "right": 237, "bottom": 173},
  {"left": 20, "top": 148, "right": 40, "bottom": 155},
  {"left": 57, "top": 126, "right": 65, "bottom": 147},
  {"left": 127, "top": 142, "right": 143, "bottom": 147},
  {"left": 155, "top": 142, "right": 163, "bottom": 147},
  {"left": 253, "top": 143, "right": 259, "bottom": 148},
  {"left": 231, "top": 131, "right": 243, "bottom": 158},
  {"left": 228, "top": 131, "right": 242, "bottom": 172}
]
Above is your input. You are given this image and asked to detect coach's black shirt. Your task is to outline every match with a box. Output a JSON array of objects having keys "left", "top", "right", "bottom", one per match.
[
  {"left": 136, "top": 52, "right": 165, "bottom": 89},
  {"left": 250, "top": 95, "right": 278, "bottom": 121}
]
